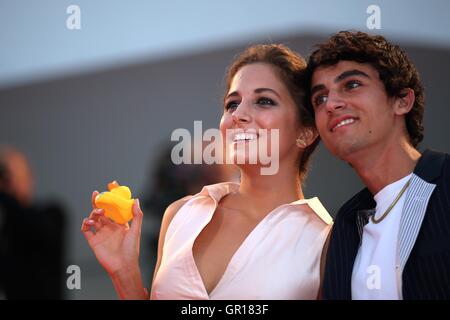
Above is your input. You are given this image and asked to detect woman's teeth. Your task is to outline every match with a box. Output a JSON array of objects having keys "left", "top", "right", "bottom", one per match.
[{"left": 233, "top": 133, "right": 258, "bottom": 141}]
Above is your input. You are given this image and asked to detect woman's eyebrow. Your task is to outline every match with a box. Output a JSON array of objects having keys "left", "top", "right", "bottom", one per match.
[
  {"left": 225, "top": 87, "right": 281, "bottom": 100},
  {"left": 254, "top": 88, "right": 281, "bottom": 98},
  {"left": 225, "top": 91, "right": 240, "bottom": 100}
]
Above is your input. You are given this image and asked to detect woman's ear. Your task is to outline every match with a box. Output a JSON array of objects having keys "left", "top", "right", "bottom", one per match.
[
  {"left": 394, "top": 88, "right": 415, "bottom": 116},
  {"left": 296, "top": 128, "right": 318, "bottom": 149}
]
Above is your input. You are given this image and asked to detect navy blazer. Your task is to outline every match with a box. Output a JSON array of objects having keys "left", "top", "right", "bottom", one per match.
[{"left": 323, "top": 149, "right": 450, "bottom": 299}]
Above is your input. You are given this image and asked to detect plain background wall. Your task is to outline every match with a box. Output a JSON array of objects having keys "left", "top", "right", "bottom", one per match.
[{"left": 3, "top": 0, "right": 450, "bottom": 89}]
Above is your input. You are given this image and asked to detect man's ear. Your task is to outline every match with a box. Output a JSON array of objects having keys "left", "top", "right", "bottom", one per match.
[{"left": 394, "top": 88, "right": 415, "bottom": 116}]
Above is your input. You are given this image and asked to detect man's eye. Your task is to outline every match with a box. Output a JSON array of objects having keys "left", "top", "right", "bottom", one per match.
[
  {"left": 225, "top": 101, "right": 239, "bottom": 111},
  {"left": 257, "top": 97, "right": 276, "bottom": 106},
  {"left": 313, "top": 95, "right": 328, "bottom": 107},
  {"left": 346, "top": 80, "right": 361, "bottom": 89}
]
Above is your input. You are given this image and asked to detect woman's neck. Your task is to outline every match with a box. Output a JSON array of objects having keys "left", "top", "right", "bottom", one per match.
[{"left": 230, "top": 165, "right": 303, "bottom": 219}]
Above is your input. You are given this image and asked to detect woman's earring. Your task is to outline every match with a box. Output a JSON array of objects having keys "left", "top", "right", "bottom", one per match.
[{"left": 296, "top": 137, "right": 307, "bottom": 148}]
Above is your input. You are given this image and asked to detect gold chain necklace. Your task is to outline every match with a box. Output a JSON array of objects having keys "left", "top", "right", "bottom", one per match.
[{"left": 371, "top": 178, "right": 412, "bottom": 224}]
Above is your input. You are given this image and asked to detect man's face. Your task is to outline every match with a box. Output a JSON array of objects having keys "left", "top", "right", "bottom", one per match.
[
  {"left": 310, "top": 61, "right": 398, "bottom": 161},
  {"left": 3, "top": 151, "right": 34, "bottom": 206}
]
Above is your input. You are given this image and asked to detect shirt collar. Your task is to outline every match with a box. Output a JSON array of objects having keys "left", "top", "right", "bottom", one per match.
[{"left": 196, "top": 182, "right": 332, "bottom": 225}]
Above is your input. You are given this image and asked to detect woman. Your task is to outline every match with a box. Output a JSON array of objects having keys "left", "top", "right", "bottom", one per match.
[{"left": 81, "top": 44, "right": 332, "bottom": 299}]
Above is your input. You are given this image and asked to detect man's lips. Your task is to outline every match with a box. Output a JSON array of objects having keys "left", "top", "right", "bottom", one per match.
[{"left": 329, "top": 115, "right": 358, "bottom": 132}]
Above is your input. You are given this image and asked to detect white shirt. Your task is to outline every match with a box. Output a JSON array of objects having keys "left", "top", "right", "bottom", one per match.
[
  {"left": 151, "top": 182, "right": 333, "bottom": 300},
  {"left": 351, "top": 173, "right": 413, "bottom": 300}
]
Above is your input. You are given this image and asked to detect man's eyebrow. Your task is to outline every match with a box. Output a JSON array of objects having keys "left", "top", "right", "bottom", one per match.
[
  {"left": 310, "top": 84, "right": 326, "bottom": 97},
  {"left": 310, "top": 69, "right": 371, "bottom": 96},
  {"left": 335, "top": 69, "right": 370, "bottom": 83}
]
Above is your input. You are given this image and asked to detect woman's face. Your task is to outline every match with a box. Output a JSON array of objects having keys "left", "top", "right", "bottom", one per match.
[{"left": 220, "top": 63, "right": 303, "bottom": 174}]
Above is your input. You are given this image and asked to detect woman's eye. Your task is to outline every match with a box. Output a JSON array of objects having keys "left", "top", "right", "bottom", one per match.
[
  {"left": 225, "top": 101, "right": 239, "bottom": 111},
  {"left": 313, "top": 95, "right": 328, "bottom": 108},
  {"left": 257, "top": 97, "right": 275, "bottom": 106},
  {"left": 346, "top": 80, "right": 361, "bottom": 89}
]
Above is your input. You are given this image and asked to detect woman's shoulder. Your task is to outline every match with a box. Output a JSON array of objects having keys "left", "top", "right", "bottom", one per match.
[
  {"left": 163, "top": 195, "right": 194, "bottom": 224},
  {"left": 288, "top": 196, "right": 333, "bottom": 226}
]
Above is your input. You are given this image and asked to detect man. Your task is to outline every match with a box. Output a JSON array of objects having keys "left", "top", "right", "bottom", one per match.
[
  {"left": 0, "top": 146, "right": 66, "bottom": 299},
  {"left": 305, "top": 31, "right": 450, "bottom": 299}
]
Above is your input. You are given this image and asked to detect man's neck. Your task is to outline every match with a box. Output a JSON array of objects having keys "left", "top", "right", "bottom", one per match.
[{"left": 349, "top": 140, "right": 421, "bottom": 195}]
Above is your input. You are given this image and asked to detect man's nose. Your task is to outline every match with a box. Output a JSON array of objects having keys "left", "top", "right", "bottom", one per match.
[{"left": 325, "top": 91, "right": 346, "bottom": 113}]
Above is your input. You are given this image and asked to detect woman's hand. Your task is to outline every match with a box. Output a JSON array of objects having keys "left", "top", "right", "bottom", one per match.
[{"left": 81, "top": 191, "right": 143, "bottom": 277}]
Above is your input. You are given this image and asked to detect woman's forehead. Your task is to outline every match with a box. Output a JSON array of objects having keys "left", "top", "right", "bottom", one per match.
[{"left": 229, "top": 63, "right": 287, "bottom": 93}]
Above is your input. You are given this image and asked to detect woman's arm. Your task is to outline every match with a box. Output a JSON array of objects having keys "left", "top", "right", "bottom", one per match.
[
  {"left": 81, "top": 191, "right": 147, "bottom": 299},
  {"left": 110, "top": 265, "right": 147, "bottom": 300},
  {"left": 317, "top": 225, "right": 333, "bottom": 300}
]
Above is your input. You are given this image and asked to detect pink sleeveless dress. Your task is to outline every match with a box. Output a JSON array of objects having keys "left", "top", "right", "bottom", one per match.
[{"left": 151, "top": 182, "right": 332, "bottom": 300}]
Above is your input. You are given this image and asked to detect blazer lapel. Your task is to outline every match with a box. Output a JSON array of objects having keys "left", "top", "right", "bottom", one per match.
[
  {"left": 398, "top": 174, "right": 436, "bottom": 271},
  {"left": 356, "top": 208, "right": 375, "bottom": 240},
  {"left": 398, "top": 149, "right": 446, "bottom": 272}
]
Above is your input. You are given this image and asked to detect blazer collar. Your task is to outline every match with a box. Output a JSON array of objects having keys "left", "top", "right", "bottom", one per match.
[
  {"left": 414, "top": 149, "right": 447, "bottom": 183},
  {"left": 353, "top": 149, "right": 446, "bottom": 240}
]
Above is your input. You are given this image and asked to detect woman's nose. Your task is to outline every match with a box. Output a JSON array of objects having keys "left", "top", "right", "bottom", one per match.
[{"left": 231, "top": 102, "right": 252, "bottom": 123}]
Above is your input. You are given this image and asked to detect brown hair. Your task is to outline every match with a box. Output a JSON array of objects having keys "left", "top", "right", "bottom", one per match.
[
  {"left": 305, "top": 31, "right": 425, "bottom": 147},
  {"left": 224, "top": 44, "right": 319, "bottom": 181}
]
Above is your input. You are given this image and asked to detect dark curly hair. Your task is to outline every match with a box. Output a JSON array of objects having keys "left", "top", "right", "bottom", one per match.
[
  {"left": 224, "top": 44, "right": 319, "bottom": 181},
  {"left": 305, "top": 31, "right": 425, "bottom": 147}
]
